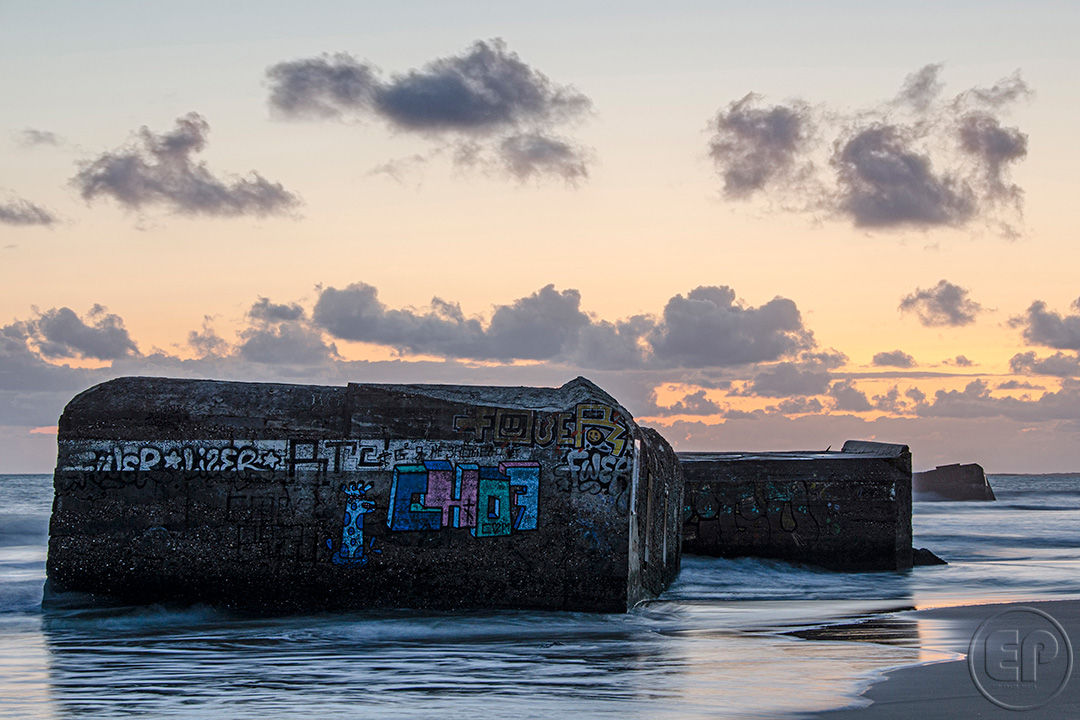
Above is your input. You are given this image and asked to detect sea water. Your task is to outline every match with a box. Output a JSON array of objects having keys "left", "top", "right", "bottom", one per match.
[{"left": 2, "top": 473, "right": 1079, "bottom": 719}]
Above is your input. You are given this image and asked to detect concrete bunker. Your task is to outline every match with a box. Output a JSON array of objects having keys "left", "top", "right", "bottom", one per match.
[
  {"left": 679, "top": 440, "right": 913, "bottom": 571},
  {"left": 914, "top": 463, "right": 996, "bottom": 501},
  {"left": 47, "top": 376, "right": 683, "bottom": 613}
]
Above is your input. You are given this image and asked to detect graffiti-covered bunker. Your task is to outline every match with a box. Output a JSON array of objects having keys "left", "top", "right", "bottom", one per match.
[
  {"left": 680, "top": 441, "right": 913, "bottom": 571},
  {"left": 47, "top": 376, "right": 682, "bottom": 612}
]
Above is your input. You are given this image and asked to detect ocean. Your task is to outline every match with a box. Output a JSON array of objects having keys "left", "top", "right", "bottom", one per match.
[{"left": 3, "top": 473, "right": 1079, "bottom": 719}]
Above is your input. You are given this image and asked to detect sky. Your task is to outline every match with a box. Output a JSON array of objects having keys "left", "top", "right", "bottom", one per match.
[{"left": 2, "top": 0, "right": 1080, "bottom": 473}]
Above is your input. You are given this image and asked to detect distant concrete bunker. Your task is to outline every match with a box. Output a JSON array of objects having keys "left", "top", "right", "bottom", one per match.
[
  {"left": 680, "top": 441, "right": 913, "bottom": 571},
  {"left": 47, "top": 377, "right": 682, "bottom": 613}
]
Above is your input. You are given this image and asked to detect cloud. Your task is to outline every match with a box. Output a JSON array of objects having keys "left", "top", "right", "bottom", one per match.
[
  {"left": 1012, "top": 300, "right": 1080, "bottom": 350},
  {"left": 998, "top": 380, "right": 1044, "bottom": 391},
  {"left": 237, "top": 297, "right": 337, "bottom": 365},
  {"left": 314, "top": 281, "right": 814, "bottom": 369},
  {"left": 0, "top": 194, "right": 58, "bottom": 227},
  {"left": 957, "top": 113, "right": 1027, "bottom": 202},
  {"left": 771, "top": 396, "right": 825, "bottom": 415},
  {"left": 917, "top": 378, "right": 1080, "bottom": 422},
  {"left": 649, "top": 286, "right": 815, "bottom": 367},
  {"left": 660, "top": 390, "right": 722, "bottom": 416},
  {"left": 832, "top": 123, "right": 976, "bottom": 228},
  {"left": 899, "top": 280, "right": 983, "bottom": 327},
  {"left": 16, "top": 129, "right": 62, "bottom": 147},
  {"left": 266, "top": 39, "right": 593, "bottom": 181},
  {"left": 186, "top": 317, "right": 229, "bottom": 358},
  {"left": 19, "top": 305, "right": 139, "bottom": 360},
  {"left": 498, "top": 133, "right": 590, "bottom": 183},
  {"left": 894, "top": 63, "right": 944, "bottom": 112},
  {"left": 828, "top": 379, "right": 872, "bottom": 411},
  {"left": 708, "top": 93, "right": 815, "bottom": 198},
  {"left": 737, "top": 361, "right": 832, "bottom": 398},
  {"left": 248, "top": 297, "right": 306, "bottom": 323},
  {"left": 1009, "top": 351, "right": 1080, "bottom": 378},
  {"left": 872, "top": 385, "right": 917, "bottom": 414},
  {"left": 71, "top": 112, "right": 300, "bottom": 218},
  {"left": 954, "top": 71, "right": 1033, "bottom": 109},
  {"left": 799, "top": 349, "right": 848, "bottom": 369},
  {"left": 872, "top": 349, "right": 917, "bottom": 368},
  {"left": 713, "top": 65, "right": 1032, "bottom": 232},
  {"left": 945, "top": 355, "right": 974, "bottom": 367}
]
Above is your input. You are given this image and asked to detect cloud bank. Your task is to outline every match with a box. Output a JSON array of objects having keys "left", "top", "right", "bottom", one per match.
[{"left": 313, "top": 282, "right": 814, "bottom": 369}]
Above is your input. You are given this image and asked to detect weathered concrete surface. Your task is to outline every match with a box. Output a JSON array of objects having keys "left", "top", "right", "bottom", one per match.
[
  {"left": 914, "top": 463, "right": 996, "bottom": 501},
  {"left": 47, "top": 376, "right": 682, "bottom": 613},
  {"left": 680, "top": 440, "right": 913, "bottom": 571}
]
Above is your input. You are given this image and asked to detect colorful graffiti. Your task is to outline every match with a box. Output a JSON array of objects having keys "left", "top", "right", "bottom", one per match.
[
  {"left": 386, "top": 460, "right": 540, "bottom": 537},
  {"left": 329, "top": 483, "right": 380, "bottom": 565}
]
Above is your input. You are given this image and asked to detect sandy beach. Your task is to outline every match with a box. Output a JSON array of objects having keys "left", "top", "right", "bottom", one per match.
[{"left": 813, "top": 599, "right": 1080, "bottom": 719}]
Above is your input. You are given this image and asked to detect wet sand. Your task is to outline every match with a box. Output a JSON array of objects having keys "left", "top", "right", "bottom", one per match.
[{"left": 811, "top": 599, "right": 1080, "bottom": 719}]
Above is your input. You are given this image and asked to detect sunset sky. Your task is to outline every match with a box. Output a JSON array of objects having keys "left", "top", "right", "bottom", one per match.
[{"left": 3, "top": 1, "right": 1080, "bottom": 472}]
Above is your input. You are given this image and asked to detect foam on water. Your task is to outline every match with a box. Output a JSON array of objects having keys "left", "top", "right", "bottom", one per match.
[{"left": 2, "top": 472, "right": 1079, "bottom": 719}]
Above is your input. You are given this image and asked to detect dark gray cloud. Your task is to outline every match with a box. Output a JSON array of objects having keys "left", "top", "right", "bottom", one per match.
[
  {"left": 248, "top": 297, "right": 306, "bottom": 324},
  {"left": 895, "top": 64, "right": 944, "bottom": 112},
  {"left": 71, "top": 112, "right": 300, "bottom": 218},
  {"left": 266, "top": 53, "right": 380, "bottom": 119},
  {"left": 708, "top": 93, "right": 814, "bottom": 198},
  {"left": 829, "top": 379, "right": 872, "bottom": 411},
  {"left": 771, "top": 397, "right": 825, "bottom": 415},
  {"left": 1012, "top": 300, "right": 1080, "bottom": 350},
  {"left": 872, "top": 386, "right": 911, "bottom": 414},
  {"left": 238, "top": 323, "right": 338, "bottom": 365},
  {"left": 661, "top": 390, "right": 722, "bottom": 416},
  {"left": 900, "top": 280, "right": 983, "bottom": 327},
  {"left": 957, "top": 113, "right": 1027, "bottom": 201},
  {"left": 945, "top": 355, "right": 974, "bottom": 367},
  {"left": 737, "top": 362, "right": 832, "bottom": 398},
  {"left": 998, "top": 379, "right": 1044, "bottom": 391},
  {"left": 873, "top": 349, "right": 916, "bottom": 368},
  {"left": 499, "top": 133, "right": 589, "bottom": 183},
  {"left": 267, "top": 39, "right": 593, "bottom": 182},
  {"left": 314, "top": 282, "right": 814, "bottom": 370},
  {"left": 0, "top": 195, "right": 58, "bottom": 227},
  {"left": 649, "top": 286, "right": 814, "bottom": 367},
  {"left": 917, "top": 378, "right": 1080, "bottom": 422},
  {"left": 17, "top": 129, "right": 62, "bottom": 147},
  {"left": 799, "top": 349, "right": 848, "bottom": 369},
  {"left": 20, "top": 305, "right": 139, "bottom": 360},
  {"left": 238, "top": 297, "right": 337, "bottom": 366},
  {"left": 832, "top": 124, "right": 975, "bottom": 228},
  {"left": 1009, "top": 351, "right": 1080, "bottom": 378},
  {"left": 186, "top": 317, "right": 229, "bottom": 358},
  {"left": 714, "top": 66, "right": 1031, "bottom": 232},
  {"left": 0, "top": 324, "right": 97, "bottom": 393},
  {"left": 954, "top": 72, "right": 1033, "bottom": 109}
]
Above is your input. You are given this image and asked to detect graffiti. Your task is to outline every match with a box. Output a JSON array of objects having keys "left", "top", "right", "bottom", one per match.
[
  {"left": 328, "top": 483, "right": 380, "bottom": 565},
  {"left": 61, "top": 438, "right": 535, "bottom": 475},
  {"left": 682, "top": 480, "right": 823, "bottom": 550},
  {"left": 453, "top": 403, "right": 631, "bottom": 457},
  {"left": 386, "top": 460, "right": 540, "bottom": 537}
]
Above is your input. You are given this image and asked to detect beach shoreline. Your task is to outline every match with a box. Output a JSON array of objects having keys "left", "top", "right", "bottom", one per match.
[{"left": 809, "top": 598, "right": 1080, "bottom": 719}]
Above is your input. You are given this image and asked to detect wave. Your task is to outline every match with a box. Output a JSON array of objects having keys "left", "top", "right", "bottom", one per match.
[{"left": 0, "top": 513, "right": 50, "bottom": 547}]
